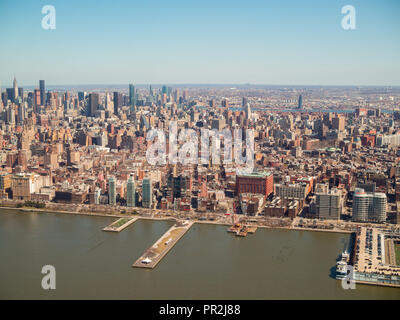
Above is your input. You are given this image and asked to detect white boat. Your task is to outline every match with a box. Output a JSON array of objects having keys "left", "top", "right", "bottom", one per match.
[
  {"left": 165, "top": 238, "right": 172, "bottom": 245},
  {"left": 336, "top": 261, "right": 348, "bottom": 279},
  {"left": 141, "top": 257, "right": 152, "bottom": 264},
  {"left": 336, "top": 250, "right": 351, "bottom": 279}
]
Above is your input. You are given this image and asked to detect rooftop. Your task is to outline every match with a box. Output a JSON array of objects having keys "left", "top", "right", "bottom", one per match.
[{"left": 237, "top": 171, "right": 271, "bottom": 178}]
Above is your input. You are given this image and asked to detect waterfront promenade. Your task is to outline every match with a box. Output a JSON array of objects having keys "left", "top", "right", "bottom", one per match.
[{"left": 0, "top": 200, "right": 395, "bottom": 236}]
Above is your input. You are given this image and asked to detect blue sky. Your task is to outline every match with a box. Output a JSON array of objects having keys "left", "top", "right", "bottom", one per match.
[{"left": 0, "top": 0, "right": 399, "bottom": 86}]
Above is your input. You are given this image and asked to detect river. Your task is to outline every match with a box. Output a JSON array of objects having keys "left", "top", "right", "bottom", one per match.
[{"left": 0, "top": 209, "right": 398, "bottom": 299}]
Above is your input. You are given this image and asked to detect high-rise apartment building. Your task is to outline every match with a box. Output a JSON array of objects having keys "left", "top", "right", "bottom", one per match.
[
  {"left": 126, "top": 175, "right": 136, "bottom": 207},
  {"left": 142, "top": 178, "right": 152, "bottom": 208},
  {"left": 352, "top": 188, "right": 387, "bottom": 223},
  {"left": 108, "top": 177, "right": 116, "bottom": 205},
  {"left": 316, "top": 187, "right": 342, "bottom": 220}
]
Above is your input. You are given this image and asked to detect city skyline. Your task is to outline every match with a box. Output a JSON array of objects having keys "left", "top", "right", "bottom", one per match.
[
  {"left": 1, "top": 0, "right": 400, "bottom": 303},
  {"left": 0, "top": 0, "right": 399, "bottom": 86}
]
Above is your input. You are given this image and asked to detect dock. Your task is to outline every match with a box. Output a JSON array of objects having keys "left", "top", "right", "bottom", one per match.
[
  {"left": 236, "top": 227, "right": 248, "bottom": 237},
  {"left": 227, "top": 224, "right": 257, "bottom": 237},
  {"left": 227, "top": 223, "right": 241, "bottom": 233},
  {"left": 132, "top": 220, "right": 194, "bottom": 269},
  {"left": 103, "top": 217, "right": 138, "bottom": 232}
]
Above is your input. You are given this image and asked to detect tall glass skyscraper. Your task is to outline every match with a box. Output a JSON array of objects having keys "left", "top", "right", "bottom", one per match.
[
  {"left": 129, "top": 84, "right": 136, "bottom": 113},
  {"left": 127, "top": 175, "right": 136, "bottom": 207},
  {"left": 298, "top": 94, "right": 303, "bottom": 109},
  {"left": 113, "top": 91, "right": 122, "bottom": 116},
  {"left": 142, "top": 178, "right": 152, "bottom": 208},
  {"left": 39, "top": 80, "right": 45, "bottom": 106},
  {"left": 108, "top": 177, "right": 116, "bottom": 205}
]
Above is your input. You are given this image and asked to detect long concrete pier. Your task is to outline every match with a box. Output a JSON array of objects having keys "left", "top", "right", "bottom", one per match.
[
  {"left": 103, "top": 217, "right": 138, "bottom": 232},
  {"left": 132, "top": 220, "right": 194, "bottom": 269}
]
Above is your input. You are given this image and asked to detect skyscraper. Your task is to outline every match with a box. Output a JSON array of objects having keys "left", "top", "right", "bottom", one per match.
[
  {"left": 17, "top": 103, "right": 25, "bottom": 123},
  {"left": 129, "top": 84, "right": 136, "bottom": 113},
  {"left": 6, "top": 88, "right": 14, "bottom": 103},
  {"left": 34, "top": 89, "right": 41, "bottom": 111},
  {"left": 78, "top": 91, "right": 86, "bottom": 101},
  {"left": 245, "top": 103, "right": 252, "bottom": 120},
  {"left": 126, "top": 175, "right": 136, "bottom": 207},
  {"left": 39, "top": 80, "right": 45, "bottom": 106},
  {"left": 88, "top": 93, "right": 99, "bottom": 117},
  {"left": 108, "top": 177, "right": 116, "bottom": 205},
  {"left": 104, "top": 92, "right": 112, "bottom": 113},
  {"left": 13, "top": 76, "right": 18, "bottom": 101},
  {"left": 113, "top": 91, "right": 122, "bottom": 116},
  {"left": 242, "top": 97, "right": 248, "bottom": 107},
  {"left": 298, "top": 94, "right": 303, "bottom": 109},
  {"left": 332, "top": 115, "right": 346, "bottom": 132},
  {"left": 18, "top": 88, "right": 23, "bottom": 101},
  {"left": 142, "top": 178, "right": 152, "bottom": 208},
  {"left": 6, "top": 106, "right": 15, "bottom": 124}
]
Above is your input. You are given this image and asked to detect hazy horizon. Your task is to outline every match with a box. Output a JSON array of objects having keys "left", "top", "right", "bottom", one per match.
[{"left": 4, "top": 83, "right": 400, "bottom": 90}]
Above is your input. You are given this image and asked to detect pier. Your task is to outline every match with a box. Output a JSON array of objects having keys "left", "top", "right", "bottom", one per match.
[
  {"left": 132, "top": 220, "right": 194, "bottom": 269},
  {"left": 227, "top": 224, "right": 258, "bottom": 237},
  {"left": 103, "top": 217, "right": 138, "bottom": 232}
]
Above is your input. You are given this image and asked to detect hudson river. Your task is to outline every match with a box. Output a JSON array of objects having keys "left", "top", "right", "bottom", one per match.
[{"left": 0, "top": 210, "right": 399, "bottom": 299}]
